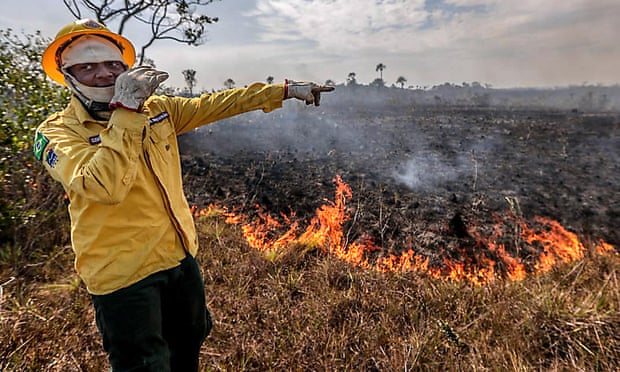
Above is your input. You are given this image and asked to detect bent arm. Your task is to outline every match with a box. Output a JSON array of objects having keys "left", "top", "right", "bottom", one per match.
[{"left": 36, "top": 108, "right": 146, "bottom": 204}]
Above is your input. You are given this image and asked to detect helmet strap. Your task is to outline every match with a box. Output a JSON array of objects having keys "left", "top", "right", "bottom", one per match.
[{"left": 64, "top": 73, "right": 114, "bottom": 120}]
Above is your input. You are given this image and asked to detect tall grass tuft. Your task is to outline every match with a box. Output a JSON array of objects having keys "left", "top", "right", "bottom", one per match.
[{"left": 2, "top": 213, "right": 617, "bottom": 371}]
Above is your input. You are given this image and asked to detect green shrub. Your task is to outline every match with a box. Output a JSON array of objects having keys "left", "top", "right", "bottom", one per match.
[{"left": 0, "top": 29, "right": 71, "bottom": 266}]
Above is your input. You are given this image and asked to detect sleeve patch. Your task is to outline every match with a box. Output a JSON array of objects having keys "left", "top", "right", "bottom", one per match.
[
  {"left": 45, "top": 149, "right": 58, "bottom": 168},
  {"left": 33, "top": 132, "right": 49, "bottom": 161},
  {"left": 149, "top": 112, "right": 170, "bottom": 125},
  {"left": 89, "top": 134, "right": 102, "bottom": 145}
]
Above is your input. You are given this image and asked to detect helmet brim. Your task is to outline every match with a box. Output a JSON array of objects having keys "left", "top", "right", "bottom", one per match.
[{"left": 42, "top": 30, "right": 135, "bottom": 86}]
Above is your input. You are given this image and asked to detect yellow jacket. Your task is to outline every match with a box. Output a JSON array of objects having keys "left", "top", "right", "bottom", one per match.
[{"left": 35, "top": 83, "right": 285, "bottom": 294}]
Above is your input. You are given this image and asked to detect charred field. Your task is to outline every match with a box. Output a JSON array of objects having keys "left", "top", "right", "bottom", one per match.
[
  {"left": 180, "top": 92, "right": 619, "bottom": 280},
  {"left": 2, "top": 89, "right": 620, "bottom": 371}
]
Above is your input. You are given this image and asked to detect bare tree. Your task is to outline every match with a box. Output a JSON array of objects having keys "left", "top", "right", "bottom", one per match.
[
  {"left": 63, "top": 0, "right": 220, "bottom": 65},
  {"left": 182, "top": 68, "right": 197, "bottom": 95}
]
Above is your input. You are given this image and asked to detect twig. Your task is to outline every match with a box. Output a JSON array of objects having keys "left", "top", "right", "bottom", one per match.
[
  {"left": 247, "top": 160, "right": 267, "bottom": 207},
  {"left": 0, "top": 276, "right": 16, "bottom": 312},
  {"left": 471, "top": 150, "right": 478, "bottom": 193},
  {"left": 5, "top": 335, "right": 35, "bottom": 361},
  {"left": 344, "top": 196, "right": 361, "bottom": 250}
]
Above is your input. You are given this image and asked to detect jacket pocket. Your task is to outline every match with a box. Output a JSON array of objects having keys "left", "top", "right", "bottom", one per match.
[{"left": 149, "top": 121, "right": 175, "bottom": 144}]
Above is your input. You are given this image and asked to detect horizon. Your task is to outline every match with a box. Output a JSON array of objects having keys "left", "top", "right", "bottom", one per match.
[{"left": 1, "top": 1, "right": 619, "bottom": 91}]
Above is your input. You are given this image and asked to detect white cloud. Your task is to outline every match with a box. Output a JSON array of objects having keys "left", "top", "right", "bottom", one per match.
[
  {"left": 242, "top": 0, "right": 620, "bottom": 87},
  {"left": 250, "top": 0, "right": 428, "bottom": 49},
  {"left": 1, "top": 0, "right": 618, "bottom": 88},
  {"left": 442, "top": 0, "right": 496, "bottom": 7},
  {"left": 250, "top": 0, "right": 618, "bottom": 54}
]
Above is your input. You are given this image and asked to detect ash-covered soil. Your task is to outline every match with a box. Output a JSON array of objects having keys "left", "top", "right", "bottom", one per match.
[{"left": 179, "top": 94, "right": 619, "bottom": 271}]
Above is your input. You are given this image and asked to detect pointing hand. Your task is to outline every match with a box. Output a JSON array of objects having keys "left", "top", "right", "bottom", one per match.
[{"left": 285, "top": 79, "right": 335, "bottom": 106}]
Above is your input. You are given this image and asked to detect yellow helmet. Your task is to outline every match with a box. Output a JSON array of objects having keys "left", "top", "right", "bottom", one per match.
[{"left": 42, "top": 19, "right": 135, "bottom": 86}]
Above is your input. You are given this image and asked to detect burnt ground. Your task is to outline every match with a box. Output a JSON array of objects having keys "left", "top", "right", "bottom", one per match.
[{"left": 179, "top": 95, "right": 619, "bottom": 275}]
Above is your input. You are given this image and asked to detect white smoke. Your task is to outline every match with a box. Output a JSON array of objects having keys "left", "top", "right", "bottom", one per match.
[{"left": 393, "top": 154, "right": 465, "bottom": 191}]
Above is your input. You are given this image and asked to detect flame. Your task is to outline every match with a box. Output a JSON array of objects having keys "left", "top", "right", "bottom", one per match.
[
  {"left": 526, "top": 217, "right": 585, "bottom": 273},
  {"left": 196, "top": 176, "right": 617, "bottom": 284},
  {"left": 595, "top": 240, "right": 616, "bottom": 255},
  {"left": 191, "top": 203, "right": 227, "bottom": 218}
]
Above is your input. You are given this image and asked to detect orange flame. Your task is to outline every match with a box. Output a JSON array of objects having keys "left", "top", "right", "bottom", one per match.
[{"left": 197, "top": 176, "right": 617, "bottom": 284}]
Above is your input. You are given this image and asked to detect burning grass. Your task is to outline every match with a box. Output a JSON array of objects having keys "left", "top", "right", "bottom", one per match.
[
  {"left": 1, "top": 106, "right": 618, "bottom": 370},
  {"left": 2, "top": 180, "right": 618, "bottom": 371},
  {"left": 199, "top": 176, "right": 617, "bottom": 286}
]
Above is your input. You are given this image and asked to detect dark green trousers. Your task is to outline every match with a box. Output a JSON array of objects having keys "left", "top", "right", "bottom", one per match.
[{"left": 91, "top": 254, "right": 212, "bottom": 372}]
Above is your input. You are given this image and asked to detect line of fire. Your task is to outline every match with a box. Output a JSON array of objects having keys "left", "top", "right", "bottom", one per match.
[{"left": 192, "top": 175, "right": 617, "bottom": 285}]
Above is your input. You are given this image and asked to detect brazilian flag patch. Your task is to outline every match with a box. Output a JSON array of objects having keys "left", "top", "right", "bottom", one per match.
[{"left": 33, "top": 131, "right": 49, "bottom": 161}]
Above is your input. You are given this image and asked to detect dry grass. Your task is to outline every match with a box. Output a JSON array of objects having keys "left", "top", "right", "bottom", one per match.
[{"left": 1, "top": 214, "right": 618, "bottom": 371}]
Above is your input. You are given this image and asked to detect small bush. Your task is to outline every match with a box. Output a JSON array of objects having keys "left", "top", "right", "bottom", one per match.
[{"left": 0, "top": 29, "right": 71, "bottom": 267}]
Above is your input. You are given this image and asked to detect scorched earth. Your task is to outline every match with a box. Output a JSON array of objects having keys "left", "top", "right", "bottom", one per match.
[{"left": 178, "top": 88, "right": 619, "bottom": 284}]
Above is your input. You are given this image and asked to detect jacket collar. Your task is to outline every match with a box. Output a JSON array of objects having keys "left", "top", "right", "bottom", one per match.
[{"left": 70, "top": 95, "right": 110, "bottom": 126}]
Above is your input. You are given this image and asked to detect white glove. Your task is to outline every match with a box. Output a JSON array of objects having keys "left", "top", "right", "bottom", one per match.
[
  {"left": 285, "top": 79, "right": 335, "bottom": 106},
  {"left": 110, "top": 66, "right": 169, "bottom": 112}
]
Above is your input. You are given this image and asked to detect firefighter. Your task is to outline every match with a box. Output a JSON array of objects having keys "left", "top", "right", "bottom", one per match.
[{"left": 34, "top": 19, "right": 334, "bottom": 371}]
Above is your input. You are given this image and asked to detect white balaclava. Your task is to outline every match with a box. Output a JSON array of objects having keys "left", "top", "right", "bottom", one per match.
[{"left": 60, "top": 35, "right": 126, "bottom": 112}]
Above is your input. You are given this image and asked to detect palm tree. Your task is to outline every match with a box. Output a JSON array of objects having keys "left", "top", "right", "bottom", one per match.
[
  {"left": 182, "top": 69, "right": 197, "bottom": 96},
  {"left": 375, "top": 63, "right": 386, "bottom": 82},
  {"left": 224, "top": 78, "right": 235, "bottom": 89},
  {"left": 396, "top": 76, "right": 407, "bottom": 89},
  {"left": 266, "top": 76, "right": 274, "bottom": 84}
]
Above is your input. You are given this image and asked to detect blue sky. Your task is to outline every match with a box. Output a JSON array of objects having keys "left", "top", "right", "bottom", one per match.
[{"left": 1, "top": 0, "right": 619, "bottom": 90}]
